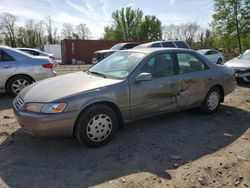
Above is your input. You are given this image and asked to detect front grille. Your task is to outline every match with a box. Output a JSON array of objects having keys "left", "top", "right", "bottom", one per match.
[
  {"left": 15, "top": 97, "right": 25, "bottom": 109},
  {"left": 234, "top": 68, "right": 250, "bottom": 73}
]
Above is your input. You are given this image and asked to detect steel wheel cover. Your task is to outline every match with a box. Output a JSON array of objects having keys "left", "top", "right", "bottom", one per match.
[{"left": 86, "top": 114, "right": 112, "bottom": 142}]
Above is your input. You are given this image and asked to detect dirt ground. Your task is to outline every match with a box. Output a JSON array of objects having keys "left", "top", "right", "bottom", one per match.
[{"left": 0, "top": 65, "right": 250, "bottom": 188}]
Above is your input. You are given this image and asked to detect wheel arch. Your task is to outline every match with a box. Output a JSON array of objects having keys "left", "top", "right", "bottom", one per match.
[
  {"left": 73, "top": 101, "right": 124, "bottom": 135},
  {"left": 5, "top": 74, "right": 35, "bottom": 89},
  {"left": 210, "top": 84, "right": 224, "bottom": 102}
]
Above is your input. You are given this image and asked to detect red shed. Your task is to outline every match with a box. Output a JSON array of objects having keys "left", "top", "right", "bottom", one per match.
[{"left": 61, "top": 39, "right": 126, "bottom": 64}]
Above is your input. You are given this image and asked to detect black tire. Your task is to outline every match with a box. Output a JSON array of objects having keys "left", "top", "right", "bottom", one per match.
[
  {"left": 74, "top": 104, "right": 118, "bottom": 147},
  {"left": 217, "top": 58, "right": 222, "bottom": 64},
  {"left": 200, "top": 87, "right": 221, "bottom": 114},
  {"left": 6, "top": 75, "right": 33, "bottom": 96}
]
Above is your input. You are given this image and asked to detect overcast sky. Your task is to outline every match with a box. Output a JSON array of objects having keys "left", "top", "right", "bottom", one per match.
[{"left": 0, "top": 0, "right": 214, "bottom": 39}]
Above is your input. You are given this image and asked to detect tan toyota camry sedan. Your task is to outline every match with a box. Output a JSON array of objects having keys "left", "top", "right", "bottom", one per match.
[{"left": 13, "top": 48, "right": 236, "bottom": 147}]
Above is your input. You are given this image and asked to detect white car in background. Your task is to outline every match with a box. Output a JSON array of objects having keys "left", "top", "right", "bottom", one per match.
[{"left": 197, "top": 49, "right": 224, "bottom": 64}]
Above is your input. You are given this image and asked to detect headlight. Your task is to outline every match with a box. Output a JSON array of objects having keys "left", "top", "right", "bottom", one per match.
[{"left": 26, "top": 103, "right": 67, "bottom": 113}]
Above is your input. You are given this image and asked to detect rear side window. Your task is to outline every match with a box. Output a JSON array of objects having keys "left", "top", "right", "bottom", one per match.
[
  {"left": 176, "top": 52, "right": 208, "bottom": 74},
  {"left": 175, "top": 41, "right": 189, "bottom": 49},
  {"left": 151, "top": 43, "right": 162, "bottom": 47},
  {"left": 24, "top": 50, "right": 40, "bottom": 56},
  {"left": 0, "top": 50, "right": 15, "bottom": 62},
  {"left": 162, "top": 42, "right": 175, "bottom": 48}
]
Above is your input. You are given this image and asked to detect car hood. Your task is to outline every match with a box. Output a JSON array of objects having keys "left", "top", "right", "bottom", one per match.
[
  {"left": 95, "top": 49, "right": 117, "bottom": 54},
  {"left": 19, "top": 72, "right": 122, "bottom": 103},
  {"left": 225, "top": 59, "right": 250, "bottom": 68}
]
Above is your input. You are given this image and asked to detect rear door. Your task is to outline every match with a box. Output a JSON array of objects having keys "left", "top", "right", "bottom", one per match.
[
  {"left": 175, "top": 51, "right": 211, "bottom": 108},
  {"left": 129, "top": 52, "right": 178, "bottom": 119},
  {"left": 0, "top": 50, "right": 18, "bottom": 89}
]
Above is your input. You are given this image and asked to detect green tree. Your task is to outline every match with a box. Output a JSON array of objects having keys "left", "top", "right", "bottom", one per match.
[
  {"left": 212, "top": 0, "right": 250, "bottom": 53},
  {"left": 138, "top": 15, "right": 162, "bottom": 41},
  {"left": 111, "top": 7, "right": 143, "bottom": 41}
]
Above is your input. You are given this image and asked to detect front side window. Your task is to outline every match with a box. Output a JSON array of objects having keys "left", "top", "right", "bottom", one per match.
[
  {"left": 176, "top": 52, "right": 207, "bottom": 74},
  {"left": 151, "top": 43, "right": 162, "bottom": 47},
  {"left": 0, "top": 50, "right": 15, "bottom": 62},
  {"left": 88, "top": 51, "right": 146, "bottom": 79},
  {"left": 140, "top": 53, "right": 174, "bottom": 78},
  {"left": 162, "top": 42, "right": 175, "bottom": 48}
]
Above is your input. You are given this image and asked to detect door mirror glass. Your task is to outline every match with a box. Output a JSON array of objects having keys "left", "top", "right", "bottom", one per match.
[{"left": 135, "top": 72, "right": 152, "bottom": 82}]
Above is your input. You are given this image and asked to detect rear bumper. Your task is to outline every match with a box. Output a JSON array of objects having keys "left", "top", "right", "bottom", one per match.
[{"left": 14, "top": 108, "right": 78, "bottom": 137}]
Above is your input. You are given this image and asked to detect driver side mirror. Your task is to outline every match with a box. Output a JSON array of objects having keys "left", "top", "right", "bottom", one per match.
[{"left": 135, "top": 72, "right": 152, "bottom": 82}]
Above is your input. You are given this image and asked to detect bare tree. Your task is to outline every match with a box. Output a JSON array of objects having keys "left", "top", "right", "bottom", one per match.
[
  {"left": 61, "top": 23, "right": 74, "bottom": 39},
  {"left": 76, "top": 23, "right": 91, "bottom": 39},
  {"left": 163, "top": 23, "right": 200, "bottom": 44},
  {"left": 44, "top": 16, "right": 54, "bottom": 44},
  {"left": 0, "top": 12, "right": 18, "bottom": 47}
]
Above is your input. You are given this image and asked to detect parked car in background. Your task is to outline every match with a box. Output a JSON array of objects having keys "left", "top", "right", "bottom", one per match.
[
  {"left": 17, "top": 48, "right": 55, "bottom": 60},
  {"left": 0, "top": 46, "right": 56, "bottom": 96},
  {"left": 14, "top": 48, "right": 236, "bottom": 147},
  {"left": 224, "top": 49, "right": 250, "bottom": 82},
  {"left": 92, "top": 42, "right": 140, "bottom": 64},
  {"left": 17, "top": 48, "right": 57, "bottom": 67},
  {"left": 197, "top": 49, "right": 224, "bottom": 64},
  {"left": 134, "top": 40, "right": 191, "bottom": 49}
]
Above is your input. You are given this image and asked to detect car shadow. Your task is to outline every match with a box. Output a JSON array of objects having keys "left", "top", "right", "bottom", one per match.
[
  {"left": 0, "top": 104, "right": 249, "bottom": 188},
  {"left": 0, "top": 93, "right": 14, "bottom": 110}
]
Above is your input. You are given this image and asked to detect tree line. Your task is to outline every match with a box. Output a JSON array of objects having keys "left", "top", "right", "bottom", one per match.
[
  {"left": 0, "top": 0, "right": 249, "bottom": 52},
  {"left": 0, "top": 13, "right": 91, "bottom": 48}
]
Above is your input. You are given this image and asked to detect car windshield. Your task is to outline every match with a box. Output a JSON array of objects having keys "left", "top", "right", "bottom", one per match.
[
  {"left": 240, "top": 50, "right": 250, "bottom": 60},
  {"left": 88, "top": 51, "right": 146, "bottom": 79},
  {"left": 110, "top": 43, "right": 124, "bottom": 50}
]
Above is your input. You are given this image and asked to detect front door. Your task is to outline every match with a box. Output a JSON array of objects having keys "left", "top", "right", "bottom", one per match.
[{"left": 129, "top": 52, "right": 178, "bottom": 119}]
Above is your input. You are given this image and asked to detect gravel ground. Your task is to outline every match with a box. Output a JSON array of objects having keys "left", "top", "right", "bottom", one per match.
[{"left": 0, "top": 65, "right": 250, "bottom": 188}]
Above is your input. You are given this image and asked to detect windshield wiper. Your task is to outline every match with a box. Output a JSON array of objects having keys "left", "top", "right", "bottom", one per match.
[{"left": 88, "top": 71, "right": 107, "bottom": 78}]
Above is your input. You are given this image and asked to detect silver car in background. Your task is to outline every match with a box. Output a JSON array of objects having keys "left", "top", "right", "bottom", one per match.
[
  {"left": 14, "top": 48, "right": 236, "bottom": 147},
  {"left": 224, "top": 49, "right": 250, "bottom": 82},
  {"left": 0, "top": 46, "right": 56, "bottom": 96}
]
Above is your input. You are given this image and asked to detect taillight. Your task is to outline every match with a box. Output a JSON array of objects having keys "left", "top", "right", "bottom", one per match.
[{"left": 42, "top": 63, "right": 53, "bottom": 69}]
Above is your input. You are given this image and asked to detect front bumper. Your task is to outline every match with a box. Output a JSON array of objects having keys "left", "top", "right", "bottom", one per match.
[
  {"left": 14, "top": 108, "right": 79, "bottom": 137},
  {"left": 235, "top": 72, "right": 250, "bottom": 82}
]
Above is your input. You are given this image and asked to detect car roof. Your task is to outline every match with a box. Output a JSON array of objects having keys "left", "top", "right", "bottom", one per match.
[{"left": 124, "top": 47, "right": 193, "bottom": 54}]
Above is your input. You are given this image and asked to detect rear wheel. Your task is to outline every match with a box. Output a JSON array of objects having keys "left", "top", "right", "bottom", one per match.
[
  {"left": 6, "top": 75, "right": 33, "bottom": 96},
  {"left": 201, "top": 87, "right": 221, "bottom": 114},
  {"left": 217, "top": 58, "right": 222, "bottom": 64},
  {"left": 74, "top": 104, "right": 118, "bottom": 147}
]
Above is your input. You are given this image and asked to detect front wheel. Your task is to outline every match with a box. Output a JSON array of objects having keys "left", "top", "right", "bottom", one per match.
[
  {"left": 74, "top": 104, "right": 118, "bottom": 147},
  {"left": 201, "top": 87, "right": 221, "bottom": 114}
]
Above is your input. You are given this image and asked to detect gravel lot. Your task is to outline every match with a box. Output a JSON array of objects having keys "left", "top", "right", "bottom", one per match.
[{"left": 0, "top": 65, "right": 250, "bottom": 188}]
